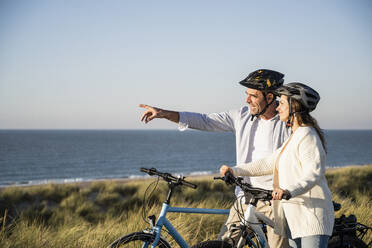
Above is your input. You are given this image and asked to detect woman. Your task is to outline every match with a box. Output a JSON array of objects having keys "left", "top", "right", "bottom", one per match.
[{"left": 220, "top": 82, "right": 334, "bottom": 248}]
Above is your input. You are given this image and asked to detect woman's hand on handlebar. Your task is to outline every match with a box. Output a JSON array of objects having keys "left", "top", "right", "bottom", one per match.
[
  {"left": 220, "top": 165, "right": 234, "bottom": 176},
  {"left": 272, "top": 187, "right": 291, "bottom": 200}
]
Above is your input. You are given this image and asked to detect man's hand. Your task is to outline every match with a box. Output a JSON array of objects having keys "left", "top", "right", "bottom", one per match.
[
  {"left": 139, "top": 104, "right": 163, "bottom": 123},
  {"left": 220, "top": 165, "right": 233, "bottom": 176},
  {"left": 139, "top": 104, "right": 180, "bottom": 123}
]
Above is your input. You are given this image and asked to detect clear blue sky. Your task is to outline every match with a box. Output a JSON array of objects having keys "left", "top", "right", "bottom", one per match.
[{"left": 1, "top": 0, "right": 371, "bottom": 129}]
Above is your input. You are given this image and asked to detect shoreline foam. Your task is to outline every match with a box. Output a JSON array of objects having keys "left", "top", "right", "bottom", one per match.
[{"left": 1, "top": 164, "right": 371, "bottom": 189}]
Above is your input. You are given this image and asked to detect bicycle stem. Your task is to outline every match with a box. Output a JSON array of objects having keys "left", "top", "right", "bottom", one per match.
[{"left": 165, "top": 181, "right": 178, "bottom": 204}]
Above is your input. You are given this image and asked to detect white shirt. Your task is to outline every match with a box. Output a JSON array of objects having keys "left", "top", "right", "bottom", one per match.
[
  {"left": 247, "top": 117, "right": 276, "bottom": 190},
  {"left": 178, "top": 106, "right": 290, "bottom": 196}
]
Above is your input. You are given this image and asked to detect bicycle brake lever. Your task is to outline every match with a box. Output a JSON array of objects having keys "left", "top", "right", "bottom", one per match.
[
  {"left": 225, "top": 172, "right": 236, "bottom": 185},
  {"left": 148, "top": 168, "right": 157, "bottom": 176},
  {"left": 147, "top": 215, "right": 156, "bottom": 228}
]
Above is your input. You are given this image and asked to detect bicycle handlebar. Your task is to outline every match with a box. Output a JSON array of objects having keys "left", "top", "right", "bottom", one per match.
[
  {"left": 214, "top": 172, "right": 291, "bottom": 201},
  {"left": 140, "top": 167, "right": 197, "bottom": 189}
]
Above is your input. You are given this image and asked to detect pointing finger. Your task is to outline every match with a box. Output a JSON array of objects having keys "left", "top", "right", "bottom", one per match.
[{"left": 139, "top": 104, "right": 149, "bottom": 109}]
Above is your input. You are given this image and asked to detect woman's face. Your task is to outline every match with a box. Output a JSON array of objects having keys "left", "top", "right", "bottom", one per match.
[{"left": 276, "top": 95, "right": 290, "bottom": 122}]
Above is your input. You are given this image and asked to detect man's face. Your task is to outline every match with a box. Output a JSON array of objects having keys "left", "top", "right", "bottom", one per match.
[{"left": 245, "top": 88, "right": 267, "bottom": 115}]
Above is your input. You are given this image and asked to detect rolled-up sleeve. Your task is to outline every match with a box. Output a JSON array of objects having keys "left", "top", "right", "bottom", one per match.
[{"left": 178, "top": 111, "right": 237, "bottom": 132}]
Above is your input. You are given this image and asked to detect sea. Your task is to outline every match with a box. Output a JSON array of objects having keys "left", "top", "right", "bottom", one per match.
[{"left": 0, "top": 129, "right": 372, "bottom": 187}]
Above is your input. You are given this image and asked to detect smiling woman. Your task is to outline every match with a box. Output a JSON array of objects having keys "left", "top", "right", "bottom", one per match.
[
  {"left": 221, "top": 82, "right": 335, "bottom": 248},
  {"left": 276, "top": 82, "right": 326, "bottom": 151}
]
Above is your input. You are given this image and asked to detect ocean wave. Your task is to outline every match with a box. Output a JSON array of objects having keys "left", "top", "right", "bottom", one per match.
[
  {"left": 0, "top": 170, "right": 216, "bottom": 188},
  {"left": 1, "top": 165, "right": 370, "bottom": 188},
  {"left": 0, "top": 177, "right": 85, "bottom": 188},
  {"left": 188, "top": 171, "right": 214, "bottom": 176},
  {"left": 128, "top": 175, "right": 150, "bottom": 179},
  {"left": 1, "top": 130, "right": 372, "bottom": 187}
]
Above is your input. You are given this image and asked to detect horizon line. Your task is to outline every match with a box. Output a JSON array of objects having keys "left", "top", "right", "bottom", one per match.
[{"left": 1, "top": 128, "right": 372, "bottom": 131}]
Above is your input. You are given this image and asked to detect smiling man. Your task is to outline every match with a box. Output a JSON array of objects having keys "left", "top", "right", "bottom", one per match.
[{"left": 139, "top": 69, "right": 291, "bottom": 247}]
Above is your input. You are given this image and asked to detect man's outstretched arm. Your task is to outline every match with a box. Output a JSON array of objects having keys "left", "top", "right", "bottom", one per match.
[{"left": 139, "top": 104, "right": 179, "bottom": 124}]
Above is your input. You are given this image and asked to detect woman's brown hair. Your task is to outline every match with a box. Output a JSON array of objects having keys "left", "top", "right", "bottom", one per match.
[{"left": 291, "top": 99, "right": 327, "bottom": 153}]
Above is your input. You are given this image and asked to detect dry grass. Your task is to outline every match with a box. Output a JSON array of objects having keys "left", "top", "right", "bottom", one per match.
[{"left": 0, "top": 165, "right": 371, "bottom": 247}]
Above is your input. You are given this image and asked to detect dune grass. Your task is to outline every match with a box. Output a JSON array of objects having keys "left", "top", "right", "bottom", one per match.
[{"left": 0, "top": 165, "right": 371, "bottom": 247}]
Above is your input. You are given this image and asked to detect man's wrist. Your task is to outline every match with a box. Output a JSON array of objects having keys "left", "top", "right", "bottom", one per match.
[{"left": 162, "top": 110, "right": 180, "bottom": 123}]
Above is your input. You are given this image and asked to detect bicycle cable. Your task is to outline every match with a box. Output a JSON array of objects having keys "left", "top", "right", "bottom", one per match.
[
  {"left": 234, "top": 194, "right": 266, "bottom": 226},
  {"left": 236, "top": 195, "right": 246, "bottom": 224},
  {"left": 141, "top": 176, "right": 173, "bottom": 238},
  {"left": 142, "top": 176, "right": 160, "bottom": 224}
]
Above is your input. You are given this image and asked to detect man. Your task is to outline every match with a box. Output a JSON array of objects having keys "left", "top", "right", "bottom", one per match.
[{"left": 139, "top": 69, "right": 290, "bottom": 247}]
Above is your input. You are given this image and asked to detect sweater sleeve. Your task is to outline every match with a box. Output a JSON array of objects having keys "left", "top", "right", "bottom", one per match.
[
  {"left": 232, "top": 148, "right": 280, "bottom": 176},
  {"left": 286, "top": 132, "right": 326, "bottom": 197},
  {"left": 178, "top": 110, "right": 237, "bottom": 132}
]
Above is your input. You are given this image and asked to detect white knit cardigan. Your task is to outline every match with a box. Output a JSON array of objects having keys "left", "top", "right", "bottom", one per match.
[{"left": 232, "top": 126, "right": 334, "bottom": 239}]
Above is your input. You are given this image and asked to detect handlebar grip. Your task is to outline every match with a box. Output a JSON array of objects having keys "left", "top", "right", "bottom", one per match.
[
  {"left": 140, "top": 167, "right": 197, "bottom": 189},
  {"left": 140, "top": 167, "right": 157, "bottom": 175},
  {"left": 224, "top": 172, "right": 236, "bottom": 185},
  {"left": 214, "top": 173, "right": 236, "bottom": 185},
  {"left": 182, "top": 181, "right": 198, "bottom": 189},
  {"left": 282, "top": 192, "right": 291, "bottom": 200}
]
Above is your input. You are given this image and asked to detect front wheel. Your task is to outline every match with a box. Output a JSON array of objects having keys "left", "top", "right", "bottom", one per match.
[
  {"left": 109, "top": 231, "right": 171, "bottom": 248},
  {"left": 191, "top": 240, "right": 232, "bottom": 248},
  {"left": 328, "top": 235, "right": 368, "bottom": 248},
  {"left": 192, "top": 232, "right": 263, "bottom": 248}
]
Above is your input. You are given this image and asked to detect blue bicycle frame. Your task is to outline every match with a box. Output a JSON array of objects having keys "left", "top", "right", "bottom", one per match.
[
  {"left": 118, "top": 168, "right": 272, "bottom": 248},
  {"left": 150, "top": 203, "right": 230, "bottom": 248}
]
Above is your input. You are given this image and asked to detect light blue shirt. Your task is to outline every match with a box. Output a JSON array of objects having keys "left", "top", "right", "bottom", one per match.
[{"left": 178, "top": 106, "right": 290, "bottom": 194}]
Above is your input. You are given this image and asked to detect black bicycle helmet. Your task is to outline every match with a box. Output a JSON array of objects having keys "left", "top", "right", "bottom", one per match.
[
  {"left": 275, "top": 82, "right": 320, "bottom": 112},
  {"left": 240, "top": 69, "right": 285, "bottom": 121},
  {"left": 239, "top": 69, "right": 284, "bottom": 92}
]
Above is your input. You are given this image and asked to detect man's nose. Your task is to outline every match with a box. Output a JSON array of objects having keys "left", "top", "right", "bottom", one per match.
[{"left": 246, "top": 95, "right": 251, "bottom": 104}]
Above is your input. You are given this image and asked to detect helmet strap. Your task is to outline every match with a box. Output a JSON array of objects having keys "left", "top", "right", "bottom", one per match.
[
  {"left": 251, "top": 92, "right": 274, "bottom": 121},
  {"left": 286, "top": 97, "right": 293, "bottom": 128}
]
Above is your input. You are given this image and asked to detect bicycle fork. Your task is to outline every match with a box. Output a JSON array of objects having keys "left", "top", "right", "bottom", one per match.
[
  {"left": 148, "top": 203, "right": 191, "bottom": 248},
  {"left": 236, "top": 205, "right": 269, "bottom": 248}
]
